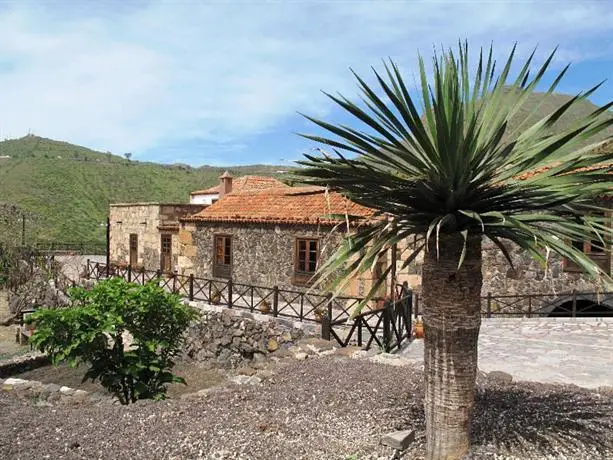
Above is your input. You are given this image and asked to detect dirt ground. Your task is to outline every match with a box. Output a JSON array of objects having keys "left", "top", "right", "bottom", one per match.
[
  {"left": 13, "top": 360, "right": 226, "bottom": 398},
  {"left": 0, "top": 289, "right": 30, "bottom": 360}
]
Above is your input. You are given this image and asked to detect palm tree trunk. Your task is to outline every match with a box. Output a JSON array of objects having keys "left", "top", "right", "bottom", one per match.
[{"left": 422, "top": 234, "right": 482, "bottom": 459}]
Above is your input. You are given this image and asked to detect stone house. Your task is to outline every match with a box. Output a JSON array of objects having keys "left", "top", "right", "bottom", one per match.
[
  {"left": 109, "top": 203, "right": 206, "bottom": 271},
  {"left": 109, "top": 163, "right": 613, "bottom": 314},
  {"left": 177, "top": 175, "right": 385, "bottom": 296}
]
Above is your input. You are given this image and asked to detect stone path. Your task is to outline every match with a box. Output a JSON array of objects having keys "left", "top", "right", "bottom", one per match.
[{"left": 399, "top": 318, "right": 613, "bottom": 388}]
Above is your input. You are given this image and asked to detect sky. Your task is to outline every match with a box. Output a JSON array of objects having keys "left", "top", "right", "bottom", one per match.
[{"left": 0, "top": 0, "right": 612, "bottom": 166}]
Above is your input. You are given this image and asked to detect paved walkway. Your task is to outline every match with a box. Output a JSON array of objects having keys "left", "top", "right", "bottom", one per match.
[{"left": 399, "top": 318, "right": 613, "bottom": 388}]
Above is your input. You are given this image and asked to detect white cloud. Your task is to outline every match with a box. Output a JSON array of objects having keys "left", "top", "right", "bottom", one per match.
[{"left": 0, "top": 0, "right": 611, "bottom": 161}]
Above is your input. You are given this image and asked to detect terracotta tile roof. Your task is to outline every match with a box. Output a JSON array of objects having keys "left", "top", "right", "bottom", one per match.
[
  {"left": 516, "top": 162, "right": 613, "bottom": 181},
  {"left": 516, "top": 140, "right": 613, "bottom": 181},
  {"left": 190, "top": 176, "right": 288, "bottom": 196},
  {"left": 183, "top": 186, "right": 375, "bottom": 225}
]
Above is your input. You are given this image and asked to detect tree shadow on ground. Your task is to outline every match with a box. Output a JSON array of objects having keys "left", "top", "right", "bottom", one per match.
[
  {"left": 403, "top": 382, "right": 613, "bottom": 457},
  {"left": 470, "top": 382, "right": 613, "bottom": 456}
]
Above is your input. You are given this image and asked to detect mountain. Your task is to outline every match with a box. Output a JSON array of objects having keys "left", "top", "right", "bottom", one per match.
[
  {"left": 0, "top": 93, "right": 610, "bottom": 246},
  {"left": 0, "top": 135, "right": 289, "bottom": 245}
]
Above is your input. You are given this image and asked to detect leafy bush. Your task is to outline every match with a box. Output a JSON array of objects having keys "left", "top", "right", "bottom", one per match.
[{"left": 28, "top": 277, "right": 198, "bottom": 404}]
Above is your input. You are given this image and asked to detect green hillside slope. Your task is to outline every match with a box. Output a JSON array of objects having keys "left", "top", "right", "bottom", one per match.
[
  {"left": 0, "top": 92, "right": 610, "bottom": 246},
  {"left": 0, "top": 135, "right": 288, "bottom": 245}
]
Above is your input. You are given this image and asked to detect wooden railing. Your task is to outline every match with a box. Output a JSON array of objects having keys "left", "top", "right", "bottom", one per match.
[
  {"left": 482, "top": 290, "right": 613, "bottom": 317},
  {"left": 86, "top": 260, "right": 387, "bottom": 326},
  {"left": 324, "top": 283, "right": 413, "bottom": 353}
]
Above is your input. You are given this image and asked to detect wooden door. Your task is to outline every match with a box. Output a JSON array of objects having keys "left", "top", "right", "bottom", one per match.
[
  {"left": 129, "top": 234, "right": 138, "bottom": 267},
  {"left": 160, "top": 234, "right": 172, "bottom": 273}
]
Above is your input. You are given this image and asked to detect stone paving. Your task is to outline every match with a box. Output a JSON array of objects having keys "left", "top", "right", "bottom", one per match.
[{"left": 399, "top": 318, "right": 613, "bottom": 388}]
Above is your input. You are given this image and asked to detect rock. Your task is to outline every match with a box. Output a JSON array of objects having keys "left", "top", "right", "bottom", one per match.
[
  {"left": 280, "top": 332, "right": 292, "bottom": 343},
  {"left": 3, "top": 377, "right": 29, "bottom": 390},
  {"left": 230, "top": 375, "right": 252, "bottom": 385},
  {"left": 256, "top": 370, "right": 275, "bottom": 380},
  {"left": 252, "top": 352, "right": 267, "bottom": 364},
  {"left": 334, "top": 346, "right": 361, "bottom": 357},
  {"left": 381, "top": 430, "right": 415, "bottom": 451},
  {"left": 238, "top": 367, "right": 256, "bottom": 376},
  {"left": 273, "top": 348, "right": 291, "bottom": 358},
  {"left": 298, "top": 338, "right": 335, "bottom": 352},
  {"left": 487, "top": 371, "right": 513, "bottom": 384},
  {"left": 294, "top": 352, "right": 308, "bottom": 361},
  {"left": 60, "top": 386, "right": 75, "bottom": 395},
  {"left": 267, "top": 339, "right": 279, "bottom": 352},
  {"left": 232, "top": 328, "right": 244, "bottom": 337},
  {"left": 246, "top": 376, "right": 262, "bottom": 385}
]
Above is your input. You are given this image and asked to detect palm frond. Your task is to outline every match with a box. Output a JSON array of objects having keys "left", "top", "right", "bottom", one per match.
[{"left": 295, "top": 41, "right": 613, "bottom": 308}]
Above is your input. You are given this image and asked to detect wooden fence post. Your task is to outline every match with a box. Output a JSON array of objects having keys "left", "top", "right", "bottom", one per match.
[
  {"left": 272, "top": 286, "right": 279, "bottom": 317},
  {"left": 227, "top": 279, "right": 233, "bottom": 308},
  {"left": 127, "top": 265, "right": 132, "bottom": 283},
  {"left": 487, "top": 292, "right": 492, "bottom": 318},
  {"left": 95, "top": 262, "right": 100, "bottom": 280},
  {"left": 572, "top": 289, "right": 577, "bottom": 317},
  {"left": 321, "top": 313, "right": 331, "bottom": 341},
  {"left": 383, "top": 300, "right": 392, "bottom": 352},
  {"left": 189, "top": 274, "right": 194, "bottom": 301},
  {"left": 528, "top": 296, "right": 532, "bottom": 318},
  {"left": 172, "top": 270, "right": 178, "bottom": 293},
  {"left": 86, "top": 259, "right": 90, "bottom": 279}
]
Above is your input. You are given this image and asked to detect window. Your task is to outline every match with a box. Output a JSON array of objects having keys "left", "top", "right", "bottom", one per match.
[
  {"left": 213, "top": 235, "right": 232, "bottom": 278},
  {"left": 294, "top": 238, "right": 319, "bottom": 285},
  {"left": 129, "top": 234, "right": 138, "bottom": 267},
  {"left": 160, "top": 234, "right": 172, "bottom": 272},
  {"left": 565, "top": 211, "right": 610, "bottom": 273}
]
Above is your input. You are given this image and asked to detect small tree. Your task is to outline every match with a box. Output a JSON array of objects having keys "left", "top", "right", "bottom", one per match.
[
  {"left": 28, "top": 277, "right": 198, "bottom": 404},
  {"left": 124, "top": 152, "right": 132, "bottom": 161}
]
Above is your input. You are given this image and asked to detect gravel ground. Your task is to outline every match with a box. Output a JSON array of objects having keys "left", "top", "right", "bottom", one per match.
[
  {"left": 13, "top": 361, "right": 226, "bottom": 398},
  {"left": 1, "top": 357, "right": 612, "bottom": 460}
]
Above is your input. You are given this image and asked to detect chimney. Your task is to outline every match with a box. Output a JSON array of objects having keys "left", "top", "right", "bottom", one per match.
[{"left": 219, "top": 170, "right": 233, "bottom": 198}]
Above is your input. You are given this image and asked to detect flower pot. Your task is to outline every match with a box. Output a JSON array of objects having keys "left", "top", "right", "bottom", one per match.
[
  {"left": 413, "top": 320, "right": 424, "bottom": 339},
  {"left": 259, "top": 300, "right": 271, "bottom": 315}
]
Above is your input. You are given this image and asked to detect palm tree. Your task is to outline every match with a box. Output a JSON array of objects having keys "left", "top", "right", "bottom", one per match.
[{"left": 295, "top": 43, "right": 613, "bottom": 459}]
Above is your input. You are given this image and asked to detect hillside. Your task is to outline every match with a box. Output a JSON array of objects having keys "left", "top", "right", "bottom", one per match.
[
  {"left": 0, "top": 135, "right": 288, "bottom": 245},
  {"left": 0, "top": 92, "right": 610, "bottom": 246}
]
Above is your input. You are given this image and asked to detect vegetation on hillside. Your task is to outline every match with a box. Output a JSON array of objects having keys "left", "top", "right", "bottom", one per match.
[{"left": 0, "top": 135, "right": 287, "bottom": 244}]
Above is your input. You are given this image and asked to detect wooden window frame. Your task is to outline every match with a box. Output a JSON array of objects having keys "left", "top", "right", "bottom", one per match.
[
  {"left": 293, "top": 237, "right": 319, "bottom": 286},
  {"left": 160, "top": 233, "right": 173, "bottom": 273},
  {"left": 213, "top": 234, "right": 233, "bottom": 279},
  {"left": 564, "top": 211, "right": 611, "bottom": 274},
  {"left": 129, "top": 233, "right": 138, "bottom": 267}
]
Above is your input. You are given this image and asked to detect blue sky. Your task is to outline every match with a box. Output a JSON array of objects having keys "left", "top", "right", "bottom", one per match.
[{"left": 0, "top": 0, "right": 612, "bottom": 166}]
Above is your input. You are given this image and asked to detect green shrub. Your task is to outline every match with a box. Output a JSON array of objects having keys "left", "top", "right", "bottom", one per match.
[{"left": 28, "top": 277, "right": 198, "bottom": 404}]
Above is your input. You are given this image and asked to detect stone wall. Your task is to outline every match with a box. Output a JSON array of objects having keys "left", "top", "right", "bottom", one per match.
[
  {"left": 178, "top": 222, "right": 347, "bottom": 291},
  {"left": 110, "top": 204, "right": 206, "bottom": 271},
  {"left": 183, "top": 308, "right": 312, "bottom": 367},
  {"left": 481, "top": 239, "right": 609, "bottom": 314},
  {"left": 110, "top": 204, "right": 161, "bottom": 268}
]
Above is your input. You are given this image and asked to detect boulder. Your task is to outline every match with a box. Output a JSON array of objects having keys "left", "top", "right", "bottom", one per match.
[
  {"left": 267, "top": 339, "right": 279, "bottom": 352},
  {"left": 381, "top": 430, "right": 415, "bottom": 451}
]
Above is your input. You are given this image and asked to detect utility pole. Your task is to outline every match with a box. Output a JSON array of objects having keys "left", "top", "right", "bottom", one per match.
[
  {"left": 106, "top": 216, "right": 110, "bottom": 276},
  {"left": 21, "top": 213, "right": 25, "bottom": 247}
]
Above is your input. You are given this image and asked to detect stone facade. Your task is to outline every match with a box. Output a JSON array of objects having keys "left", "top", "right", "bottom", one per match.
[
  {"left": 109, "top": 203, "right": 205, "bottom": 271},
  {"left": 178, "top": 221, "right": 354, "bottom": 291}
]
